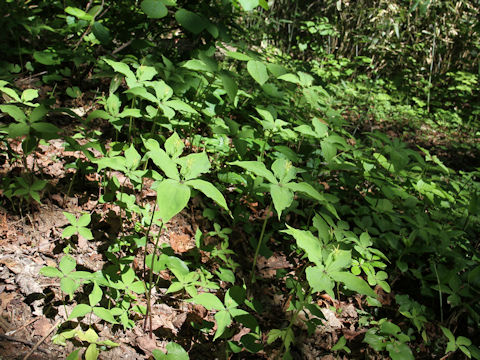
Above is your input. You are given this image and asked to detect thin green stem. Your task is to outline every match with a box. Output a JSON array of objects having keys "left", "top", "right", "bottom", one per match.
[
  {"left": 432, "top": 261, "right": 443, "bottom": 323},
  {"left": 250, "top": 204, "right": 271, "bottom": 284}
]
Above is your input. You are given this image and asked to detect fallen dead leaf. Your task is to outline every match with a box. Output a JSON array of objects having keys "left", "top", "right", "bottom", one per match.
[
  {"left": 169, "top": 232, "right": 195, "bottom": 253},
  {"left": 33, "top": 317, "right": 52, "bottom": 337},
  {"left": 136, "top": 334, "right": 157, "bottom": 353}
]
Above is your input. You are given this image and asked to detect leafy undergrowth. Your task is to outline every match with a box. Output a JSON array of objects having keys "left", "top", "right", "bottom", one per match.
[{"left": 1, "top": 2, "right": 480, "bottom": 360}]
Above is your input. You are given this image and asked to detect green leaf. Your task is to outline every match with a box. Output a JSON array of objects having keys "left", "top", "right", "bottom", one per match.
[
  {"left": 214, "top": 310, "right": 232, "bottom": 340},
  {"left": 125, "top": 144, "right": 141, "bottom": 169},
  {"left": 40, "top": 266, "right": 62, "bottom": 278},
  {"left": 277, "top": 73, "right": 300, "bottom": 84},
  {"left": 306, "top": 266, "right": 335, "bottom": 297},
  {"left": 60, "top": 277, "right": 79, "bottom": 297},
  {"left": 68, "top": 304, "right": 92, "bottom": 320},
  {"left": 267, "top": 329, "right": 284, "bottom": 344},
  {"left": 178, "top": 152, "right": 211, "bottom": 180},
  {"left": 8, "top": 123, "right": 29, "bottom": 138},
  {"left": 93, "top": 307, "right": 117, "bottom": 324},
  {"left": 59, "top": 255, "right": 76, "bottom": 274},
  {"left": 220, "top": 71, "right": 238, "bottom": 102},
  {"left": 271, "top": 158, "right": 297, "bottom": 184},
  {"left": 229, "top": 161, "right": 277, "bottom": 184},
  {"left": 92, "top": 22, "right": 111, "bottom": 44},
  {"left": 21, "top": 89, "right": 39, "bottom": 103},
  {"left": 386, "top": 342, "right": 414, "bottom": 360},
  {"left": 66, "top": 349, "right": 81, "bottom": 360},
  {"left": 364, "top": 330, "right": 387, "bottom": 351},
  {"left": 238, "top": 0, "right": 259, "bottom": 11},
  {"left": 156, "top": 179, "right": 190, "bottom": 222},
  {"left": 78, "top": 227, "right": 94, "bottom": 240},
  {"left": 164, "top": 132, "right": 184, "bottom": 158},
  {"left": 185, "top": 179, "right": 229, "bottom": 212},
  {"left": 164, "top": 99, "right": 197, "bottom": 114},
  {"left": 89, "top": 283, "right": 103, "bottom": 307},
  {"left": 62, "top": 226, "right": 77, "bottom": 239},
  {"left": 225, "top": 51, "right": 252, "bottom": 61},
  {"left": 104, "top": 59, "right": 136, "bottom": 82},
  {"left": 77, "top": 213, "right": 91, "bottom": 227},
  {"left": 191, "top": 293, "right": 225, "bottom": 311},
  {"left": 330, "top": 271, "right": 376, "bottom": 297},
  {"left": 153, "top": 342, "right": 190, "bottom": 360},
  {"left": 125, "top": 87, "right": 158, "bottom": 103},
  {"left": 285, "top": 182, "right": 325, "bottom": 202},
  {"left": 144, "top": 138, "right": 180, "bottom": 180},
  {"left": 85, "top": 343, "right": 99, "bottom": 360},
  {"left": 65, "top": 6, "right": 92, "bottom": 21},
  {"left": 141, "top": 0, "right": 168, "bottom": 18},
  {"left": 175, "top": 9, "right": 207, "bottom": 34},
  {"left": 282, "top": 225, "right": 323, "bottom": 265},
  {"left": 270, "top": 184, "right": 293, "bottom": 219},
  {"left": 0, "top": 105, "right": 26, "bottom": 122},
  {"left": 247, "top": 60, "right": 269, "bottom": 86},
  {"left": 33, "top": 51, "right": 61, "bottom": 66}
]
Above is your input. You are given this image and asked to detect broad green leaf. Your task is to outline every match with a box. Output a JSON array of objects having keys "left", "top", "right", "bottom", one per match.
[
  {"left": 164, "top": 133, "right": 184, "bottom": 158},
  {"left": 267, "top": 329, "right": 284, "bottom": 344},
  {"left": 175, "top": 9, "right": 207, "bottom": 34},
  {"left": 40, "top": 266, "right": 62, "bottom": 278},
  {"left": 185, "top": 179, "right": 229, "bottom": 212},
  {"left": 89, "top": 283, "right": 103, "bottom": 306},
  {"left": 92, "top": 21, "right": 111, "bottom": 44},
  {"left": 220, "top": 71, "right": 238, "bottom": 102},
  {"left": 59, "top": 255, "right": 76, "bottom": 274},
  {"left": 0, "top": 86, "right": 21, "bottom": 102},
  {"left": 144, "top": 139, "right": 179, "bottom": 180},
  {"left": 238, "top": 0, "right": 259, "bottom": 11},
  {"left": 214, "top": 310, "right": 232, "bottom": 340},
  {"left": 78, "top": 227, "right": 94, "bottom": 240},
  {"left": 178, "top": 152, "right": 210, "bottom": 180},
  {"left": 65, "top": 6, "right": 92, "bottom": 21},
  {"left": 66, "top": 349, "right": 81, "bottom": 360},
  {"left": 271, "top": 158, "right": 297, "bottom": 184},
  {"left": 137, "top": 65, "right": 158, "bottom": 82},
  {"left": 125, "top": 87, "right": 158, "bottom": 103},
  {"left": 156, "top": 179, "right": 190, "bottom": 222},
  {"left": 21, "top": 89, "right": 39, "bottom": 103},
  {"left": 153, "top": 342, "right": 190, "bottom": 360},
  {"left": 327, "top": 250, "right": 351, "bottom": 272},
  {"left": 60, "top": 277, "right": 79, "bottom": 297},
  {"left": 93, "top": 307, "right": 117, "bottom": 323},
  {"left": 277, "top": 73, "right": 300, "bottom": 84},
  {"left": 229, "top": 161, "right": 277, "bottom": 184},
  {"left": 164, "top": 99, "right": 197, "bottom": 114},
  {"left": 125, "top": 144, "right": 141, "bottom": 169},
  {"left": 68, "top": 304, "right": 92, "bottom": 320},
  {"left": 330, "top": 271, "right": 376, "bottom": 297},
  {"left": 386, "top": 342, "right": 414, "bottom": 360},
  {"left": 0, "top": 105, "right": 26, "bottom": 122},
  {"left": 77, "top": 213, "right": 91, "bottom": 227},
  {"left": 141, "top": 0, "right": 168, "bottom": 18},
  {"left": 285, "top": 182, "right": 325, "bottom": 202},
  {"left": 104, "top": 59, "right": 136, "bottom": 82},
  {"left": 191, "top": 293, "right": 225, "bottom": 310},
  {"left": 33, "top": 51, "right": 61, "bottom": 66},
  {"left": 306, "top": 266, "right": 334, "bottom": 297},
  {"left": 247, "top": 60, "right": 268, "bottom": 86},
  {"left": 8, "top": 123, "right": 29, "bottom": 138},
  {"left": 85, "top": 343, "right": 99, "bottom": 360},
  {"left": 270, "top": 184, "right": 293, "bottom": 219},
  {"left": 148, "top": 80, "right": 173, "bottom": 101},
  {"left": 31, "top": 122, "right": 60, "bottom": 136},
  {"left": 321, "top": 139, "right": 337, "bottom": 162},
  {"left": 364, "top": 330, "right": 386, "bottom": 351},
  {"left": 62, "top": 226, "right": 77, "bottom": 239},
  {"left": 283, "top": 225, "right": 323, "bottom": 265},
  {"left": 225, "top": 51, "right": 251, "bottom": 61}
]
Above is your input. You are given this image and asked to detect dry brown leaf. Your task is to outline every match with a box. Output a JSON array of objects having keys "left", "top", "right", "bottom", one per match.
[{"left": 169, "top": 232, "right": 195, "bottom": 253}]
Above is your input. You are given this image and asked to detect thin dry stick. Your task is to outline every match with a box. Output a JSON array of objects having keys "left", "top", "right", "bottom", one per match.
[
  {"left": 22, "top": 319, "right": 61, "bottom": 360},
  {"left": 5, "top": 317, "right": 39, "bottom": 336},
  {"left": 0, "top": 334, "right": 49, "bottom": 354}
]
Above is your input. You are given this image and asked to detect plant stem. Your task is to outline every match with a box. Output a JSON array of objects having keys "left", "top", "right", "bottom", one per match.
[{"left": 250, "top": 204, "right": 271, "bottom": 284}]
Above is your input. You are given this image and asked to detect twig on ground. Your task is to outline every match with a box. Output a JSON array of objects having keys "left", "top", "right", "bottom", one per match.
[
  {"left": 22, "top": 319, "right": 61, "bottom": 360},
  {"left": 0, "top": 334, "right": 49, "bottom": 354},
  {"left": 5, "top": 317, "right": 39, "bottom": 336}
]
